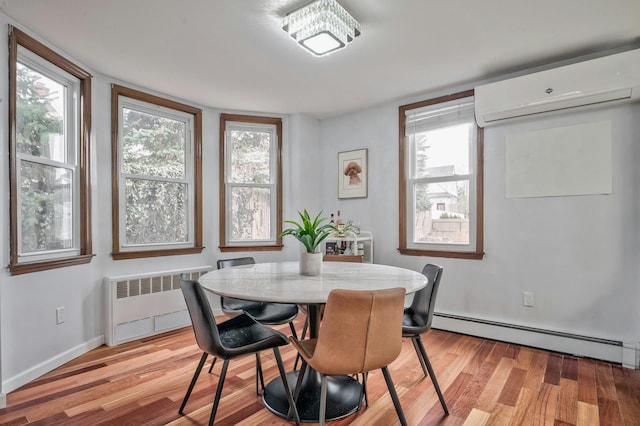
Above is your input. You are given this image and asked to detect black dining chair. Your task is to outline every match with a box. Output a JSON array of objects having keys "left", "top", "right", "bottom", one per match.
[
  {"left": 178, "top": 276, "right": 300, "bottom": 426},
  {"left": 209, "top": 257, "right": 299, "bottom": 395},
  {"left": 402, "top": 263, "right": 448, "bottom": 414}
]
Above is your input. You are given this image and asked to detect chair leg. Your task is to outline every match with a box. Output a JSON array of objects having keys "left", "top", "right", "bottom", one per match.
[
  {"left": 289, "top": 321, "right": 299, "bottom": 339},
  {"left": 319, "top": 374, "right": 328, "bottom": 426},
  {"left": 411, "top": 337, "right": 428, "bottom": 376},
  {"left": 415, "top": 337, "right": 449, "bottom": 415},
  {"left": 381, "top": 366, "right": 408, "bottom": 426},
  {"left": 293, "top": 318, "right": 307, "bottom": 370},
  {"left": 273, "top": 347, "right": 300, "bottom": 425},
  {"left": 293, "top": 361, "right": 307, "bottom": 403},
  {"left": 255, "top": 352, "right": 265, "bottom": 395},
  {"left": 208, "top": 356, "right": 217, "bottom": 373},
  {"left": 179, "top": 352, "right": 208, "bottom": 414},
  {"left": 361, "top": 371, "right": 369, "bottom": 408},
  {"left": 208, "top": 359, "right": 229, "bottom": 426}
]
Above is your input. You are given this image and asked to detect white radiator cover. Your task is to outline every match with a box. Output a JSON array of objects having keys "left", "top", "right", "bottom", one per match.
[{"left": 104, "top": 266, "right": 212, "bottom": 346}]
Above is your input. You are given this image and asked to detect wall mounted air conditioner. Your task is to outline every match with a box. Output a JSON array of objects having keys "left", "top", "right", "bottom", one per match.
[{"left": 474, "top": 48, "right": 640, "bottom": 127}]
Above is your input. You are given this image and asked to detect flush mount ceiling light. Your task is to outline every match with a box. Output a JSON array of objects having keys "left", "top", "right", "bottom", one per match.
[{"left": 282, "top": 0, "right": 361, "bottom": 57}]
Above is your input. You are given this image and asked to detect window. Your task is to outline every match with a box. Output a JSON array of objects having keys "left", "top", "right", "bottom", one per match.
[
  {"left": 219, "top": 114, "right": 283, "bottom": 251},
  {"left": 111, "top": 85, "right": 203, "bottom": 259},
  {"left": 8, "top": 27, "right": 93, "bottom": 275},
  {"left": 399, "top": 90, "right": 484, "bottom": 259}
]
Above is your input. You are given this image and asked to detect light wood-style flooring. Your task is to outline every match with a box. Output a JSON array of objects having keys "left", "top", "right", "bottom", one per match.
[{"left": 1, "top": 316, "right": 639, "bottom": 425}]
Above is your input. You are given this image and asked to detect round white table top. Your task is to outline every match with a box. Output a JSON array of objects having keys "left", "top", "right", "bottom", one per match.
[{"left": 198, "top": 261, "right": 427, "bottom": 304}]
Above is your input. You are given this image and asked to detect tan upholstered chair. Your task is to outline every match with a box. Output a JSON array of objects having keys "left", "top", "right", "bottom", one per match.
[{"left": 290, "top": 288, "right": 408, "bottom": 426}]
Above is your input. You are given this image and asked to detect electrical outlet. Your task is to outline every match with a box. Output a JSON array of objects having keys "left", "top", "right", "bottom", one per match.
[
  {"left": 56, "top": 306, "right": 65, "bottom": 324},
  {"left": 523, "top": 292, "right": 535, "bottom": 307}
]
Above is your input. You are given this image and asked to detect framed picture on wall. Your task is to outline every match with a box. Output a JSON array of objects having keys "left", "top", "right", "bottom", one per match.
[{"left": 338, "top": 148, "right": 367, "bottom": 199}]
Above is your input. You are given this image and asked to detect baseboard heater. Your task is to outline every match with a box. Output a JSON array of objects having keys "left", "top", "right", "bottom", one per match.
[
  {"left": 104, "top": 266, "right": 212, "bottom": 346},
  {"left": 433, "top": 312, "right": 637, "bottom": 369}
]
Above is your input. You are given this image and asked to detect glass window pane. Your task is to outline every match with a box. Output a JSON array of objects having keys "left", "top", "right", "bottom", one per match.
[
  {"left": 414, "top": 180, "right": 469, "bottom": 245},
  {"left": 20, "top": 160, "right": 73, "bottom": 253},
  {"left": 16, "top": 63, "right": 66, "bottom": 162},
  {"left": 122, "top": 108, "right": 186, "bottom": 179},
  {"left": 230, "top": 130, "right": 271, "bottom": 184},
  {"left": 230, "top": 186, "right": 271, "bottom": 240},
  {"left": 414, "top": 122, "right": 472, "bottom": 178},
  {"left": 125, "top": 178, "right": 187, "bottom": 244}
]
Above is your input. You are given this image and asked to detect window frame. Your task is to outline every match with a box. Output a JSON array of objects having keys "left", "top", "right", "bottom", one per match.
[
  {"left": 111, "top": 84, "right": 203, "bottom": 259},
  {"left": 8, "top": 26, "right": 93, "bottom": 275},
  {"left": 219, "top": 113, "right": 283, "bottom": 252},
  {"left": 399, "top": 89, "right": 484, "bottom": 260}
]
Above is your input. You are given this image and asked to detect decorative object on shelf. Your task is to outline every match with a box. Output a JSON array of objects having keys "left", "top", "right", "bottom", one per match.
[
  {"left": 280, "top": 210, "right": 334, "bottom": 276},
  {"left": 338, "top": 149, "right": 368, "bottom": 199},
  {"left": 282, "top": 0, "right": 361, "bottom": 57}
]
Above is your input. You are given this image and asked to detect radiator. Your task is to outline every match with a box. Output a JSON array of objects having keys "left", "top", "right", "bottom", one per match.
[{"left": 104, "top": 266, "right": 212, "bottom": 346}]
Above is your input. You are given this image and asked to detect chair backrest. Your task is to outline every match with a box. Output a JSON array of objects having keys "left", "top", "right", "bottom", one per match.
[
  {"left": 408, "top": 264, "right": 444, "bottom": 331},
  {"left": 311, "top": 287, "right": 405, "bottom": 375},
  {"left": 179, "top": 276, "right": 225, "bottom": 357},
  {"left": 217, "top": 257, "right": 255, "bottom": 269}
]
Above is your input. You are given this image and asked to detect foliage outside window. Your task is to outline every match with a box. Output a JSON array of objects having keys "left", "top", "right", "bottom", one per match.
[
  {"left": 111, "top": 85, "right": 203, "bottom": 259},
  {"left": 219, "top": 114, "right": 283, "bottom": 251},
  {"left": 8, "top": 27, "right": 93, "bottom": 275},
  {"left": 399, "top": 90, "right": 484, "bottom": 259}
]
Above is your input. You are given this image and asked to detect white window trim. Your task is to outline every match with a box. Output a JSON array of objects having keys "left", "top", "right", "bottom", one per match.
[
  {"left": 116, "top": 96, "right": 196, "bottom": 252},
  {"left": 224, "top": 121, "right": 278, "bottom": 245}
]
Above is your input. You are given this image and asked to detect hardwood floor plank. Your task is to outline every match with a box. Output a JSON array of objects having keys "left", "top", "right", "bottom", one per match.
[
  {"left": 576, "top": 401, "right": 599, "bottom": 426},
  {"left": 544, "top": 353, "right": 563, "bottom": 386},
  {"left": 597, "top": 395, "right": 623, "bottom": 426},
  {"left": 577, "top": 358, "right": 598, "bottom": 405},
  {"left": 556, "top": 377, "right": 578, "bottom": 425},
  {"left": 533, "top": 382, "right": 559, "bottom": 426},
  {"left": 612, "top": 366, "right": 640, "bottom": 426},
  {"left": 497, "top": 367, "right": 527, "bottom": 406}
]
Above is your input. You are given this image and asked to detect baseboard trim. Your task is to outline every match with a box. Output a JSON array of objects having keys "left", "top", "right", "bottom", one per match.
[
  {"left": 0, "top": 392, "right": 6, "bottom": 409},
  {"left": 432, "top": 312, "right": 627, "bottom": 365},
  {"left": 2, "top": 335, "right": 104, "bottom": 394}
]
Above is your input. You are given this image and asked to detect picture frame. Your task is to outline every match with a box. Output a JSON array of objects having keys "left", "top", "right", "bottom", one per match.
[{"left": 338, "top": 148, "right": 367, "bottom": 199}]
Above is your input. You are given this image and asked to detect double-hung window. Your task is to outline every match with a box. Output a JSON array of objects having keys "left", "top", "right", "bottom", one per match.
[
  {"left": 9, "top": 27, "right": 93, "bottom": 275},
  {"left": 111, "top": 85, "right": 203, "bottom": 259},
  {"left": 219, "top": 114, "right": 282, "bottom": 251},
  {"left": 399, "top": 90, "right": 484, "bottom": 259}
]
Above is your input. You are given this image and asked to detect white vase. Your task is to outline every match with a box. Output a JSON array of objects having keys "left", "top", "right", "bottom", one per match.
[{"left": 300, "top": 252, "right": 322, "bottom": 276}]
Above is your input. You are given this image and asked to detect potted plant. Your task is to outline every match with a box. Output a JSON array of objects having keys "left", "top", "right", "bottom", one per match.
[{"left": 280, "top": 210, "right": 333, "bottom": 276}]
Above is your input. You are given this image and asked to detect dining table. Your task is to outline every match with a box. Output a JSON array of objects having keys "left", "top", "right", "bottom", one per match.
[{"left": 198, "top": 260, "right": 427, "bottom": 422}]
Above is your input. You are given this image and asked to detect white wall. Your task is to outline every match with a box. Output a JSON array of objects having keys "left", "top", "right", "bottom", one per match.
[{"left": 319, "top": 92, "right": 640, "bottom": 364}]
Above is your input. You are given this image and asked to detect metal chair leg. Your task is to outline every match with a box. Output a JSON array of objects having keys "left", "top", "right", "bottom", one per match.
[
  {"left": 179, "top": 352, "right": 208, "bottom": 414},
  {"left": 255, "top": 352, "right": 265, "bottom": 395},
  {"left": 381, "top": 366, "right": 408, "bottom": 426},
  {"left": 415, "top": 337, "right": 449, "bottom": 415},
  {"left": 208, "top": 359, "right": 229, "bottom": 426},
  {"left": 411, "top": 336, "right": 428, "bottom": 375},
  {"left": 273, "top": 347, "right": 300, "bottom": 425},
  {"left": 319, "top": 374, "right": 328, "bottom": 426}
]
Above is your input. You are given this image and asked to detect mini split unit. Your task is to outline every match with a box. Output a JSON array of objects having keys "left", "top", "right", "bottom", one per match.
[{"left": 474, "top": 48, "right": 640, "bottom": 127}]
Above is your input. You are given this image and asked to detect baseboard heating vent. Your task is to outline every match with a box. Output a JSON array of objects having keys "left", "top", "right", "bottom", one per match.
[{"left": 104, "top": 266, "right": 212, "bottom": 346}]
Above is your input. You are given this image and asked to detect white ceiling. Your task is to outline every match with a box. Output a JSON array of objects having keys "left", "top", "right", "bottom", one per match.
[{"left": 1, "top": 0, "right": 638, "bottom": 119}]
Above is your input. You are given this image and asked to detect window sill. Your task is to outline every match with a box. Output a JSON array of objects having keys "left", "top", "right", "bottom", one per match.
[
  {"left": 219, "top": 244, "right": 283, "bottom": 253},
  {"left": 9, "top": 254, "right": 95, "bottom": 276},
  {"left": 112, "top": 246, "right": 205, "bottom": 260},
  {"left": 398, "top": 248, "right": 484, "bottom": 260}
]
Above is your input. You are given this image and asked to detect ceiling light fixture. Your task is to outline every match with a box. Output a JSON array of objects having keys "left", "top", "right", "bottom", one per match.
[{"left": 282, "top": 0, "right": 361, "bottom": 57}]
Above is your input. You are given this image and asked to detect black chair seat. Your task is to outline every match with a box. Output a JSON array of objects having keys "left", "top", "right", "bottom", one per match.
[
  {"left": 221, "top": 296, "right": 260, "bottom": 312},
  {"left": 401, "top": 308, "right": 429, "bottom": 332},
  {"left": 243, "top": 302, "right": 299, "bottom": 325},
  {"left": 217, "top": 314, "right": 289, "bottom": 356}
]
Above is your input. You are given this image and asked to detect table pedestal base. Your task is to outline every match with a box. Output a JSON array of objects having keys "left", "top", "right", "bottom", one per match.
[{"left": 263, "top": 369, "right": 363, "bottom": 422}]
